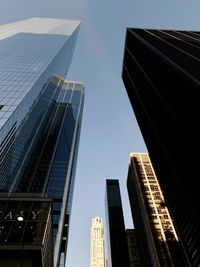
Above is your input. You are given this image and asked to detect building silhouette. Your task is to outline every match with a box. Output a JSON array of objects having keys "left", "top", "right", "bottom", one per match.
[
  {"left": 90, "top": 217, "right": 106, "bottom": 267},
  {"left": 105, "top": 179, "right": 130, "bottom": 267},
  {"left": 127, "top": 153, "right": 189, "bottom": 266},
  {"left": 122, "top": 28, "right": 200, "bottom": 266},
  {"left": 0, "top": 18, "right": 84, "bottom": 267}
]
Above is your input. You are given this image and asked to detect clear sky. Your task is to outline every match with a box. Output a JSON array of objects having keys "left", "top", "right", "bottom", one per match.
[{"left": 0, "top": 1, "right": 200, "bottom": 266}]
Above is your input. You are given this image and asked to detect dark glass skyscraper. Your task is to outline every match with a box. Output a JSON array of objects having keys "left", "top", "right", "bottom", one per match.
[
  {"left": 0, "top": 18, "right": 84, "bottom": 267},
  {"left": 105, "top": 179, "right": 130, "bottom": 267},
  {"left": 122, "top": 28, "right": 200, "bottom": 266}
]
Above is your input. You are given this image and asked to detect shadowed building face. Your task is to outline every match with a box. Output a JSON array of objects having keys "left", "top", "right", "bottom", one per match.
[
  {"left": 105, "top": 179, "right": 130, "bottom": 267},
  {"left": 122, "top": 28, "right": 200, "bottom": 266}
]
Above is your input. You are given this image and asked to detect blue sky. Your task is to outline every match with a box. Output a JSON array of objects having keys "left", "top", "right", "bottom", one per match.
[{"left": 1, "top": 1, "right": 200, "bottom": 266}]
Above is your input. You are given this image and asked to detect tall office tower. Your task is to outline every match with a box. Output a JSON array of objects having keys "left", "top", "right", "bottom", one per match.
[
  {"left": 0, "top": 18, "right": 83, "bottom": 267},
  {"left": 0, "top": 17, "right": 80, "bottom": 191},
  {"left": 0, "top": 75, "right": 84, "bottom": 267},
  {"left": 122, "top": 28, "right": 200, "bottom": 266},
  {"left": 90, "top": 217, "right": 106, "bottom": 267},
  {"left": 105, "top": 179, "right": 130, "bottom": 267},
  {"left": 126, "top": 229, "right": 140, "bottom": 267},
  {"left": 127, "top": 153, "right": 189, "bottom": 266}
]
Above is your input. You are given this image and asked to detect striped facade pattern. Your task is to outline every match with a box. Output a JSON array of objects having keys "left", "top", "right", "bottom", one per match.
[{"left": 122, "top": 28, "right": 200, "bottom": 266}]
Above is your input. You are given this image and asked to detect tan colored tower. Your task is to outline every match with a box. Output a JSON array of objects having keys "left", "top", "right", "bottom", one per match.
[
  {"left": 90, "top": 217, "right": 105, "bottom": 267},
  {"left": 127, "top": 153, "right": 189, "bottom": 266}
]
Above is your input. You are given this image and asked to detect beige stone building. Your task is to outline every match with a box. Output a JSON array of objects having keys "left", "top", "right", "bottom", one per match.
[{"left": 90, "top": 217, "right": 106, "bottom": 267}]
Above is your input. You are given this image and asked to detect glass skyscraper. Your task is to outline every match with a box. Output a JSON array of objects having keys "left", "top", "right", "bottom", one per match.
[
  {"left": 0, "top": 18, "right": 84, "bottom": 267},
  {"left": 122, "top": 28, "right": 200, "bottom": 266}
]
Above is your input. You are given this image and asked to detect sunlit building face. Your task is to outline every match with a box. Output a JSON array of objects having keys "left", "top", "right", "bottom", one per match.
[
  {"left": 127, "top": 153, "right": 189, "bottom": 266},
  {"left": 0, "top": 17, "right": 83, "bottom": 267},
  {"left": 90, "top": 217, "right": 106, "bottom": 267}
]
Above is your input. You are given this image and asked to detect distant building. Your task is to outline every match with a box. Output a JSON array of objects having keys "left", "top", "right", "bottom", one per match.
[
  {"left": 127, "top": 153, "right": 190, "bottom": 266},
  {"left": 126, "top": 229, "right": 140, "bottom": 267},
  {"left": 0, "top": 18, "right": 83, "bottom": 267},
  {"left": 105, "top": 179, "right": 130, "bottom": 267},
  {"left": 90, "top": 217, "right": 106, "bottom": 267},
  {"left": 122, "top": 28, "right": 200, "bottom": 266}
]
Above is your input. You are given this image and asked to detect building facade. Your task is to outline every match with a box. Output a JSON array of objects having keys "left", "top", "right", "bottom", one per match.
[
  {"left": 127, "top": 153, "right": 190, "bottom": 266},
  {"left": 105, "top": 179, "right": 130, "bottom": 267},
  {"left": 0, "top": 195, "right": 53, "bottom": 267},
  {"left": 126, "top": 229, "right": 140, "bottom": 267},
  {"left": 0, "top": 18, "right": 83, "bottom": 267},
  {"left": 122, "top": 28, "right": 200, "bottom": 266},
  {"left": 90, "top": 217, "right": 106, "bottom": 267}
]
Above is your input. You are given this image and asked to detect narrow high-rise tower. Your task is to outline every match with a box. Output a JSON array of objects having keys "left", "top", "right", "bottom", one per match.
[
  {"left": 90, "top": 217, "right": 106, "bottom": 267},
  {"left": 122, "top": 28, "right": 200, "bottom": 266},
  {"left": 0, "top": 18, "right": 83, "bottom": 267},
  {"left": 105, "top": 179, "right": 130, "bottom": 267},
  {"left": 127, "top": 153, "right": 190, "bottom": 266}
]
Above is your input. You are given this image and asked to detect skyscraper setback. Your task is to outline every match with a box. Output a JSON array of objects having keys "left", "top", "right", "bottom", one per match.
[
  {"left": 0, "top": 18, "right": 84, "bottom": 267},
  {"left": 122, "top": 28, "right": 200, "bottom": 266},
  {"left": 90, "top": 217, "right": 106, "bottom": 267}
]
